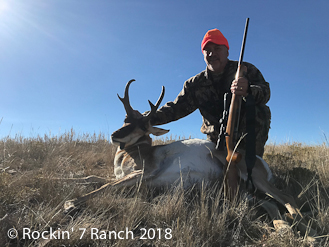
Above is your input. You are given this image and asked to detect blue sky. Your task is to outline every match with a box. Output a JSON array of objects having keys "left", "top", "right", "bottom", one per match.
[{"left": 0, "top": 0, "right": 328, "bottom": 144}]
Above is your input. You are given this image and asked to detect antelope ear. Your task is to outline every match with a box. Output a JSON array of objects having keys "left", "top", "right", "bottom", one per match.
[{"left": 148, "top": 126, "right": 170, "bottom": 136}]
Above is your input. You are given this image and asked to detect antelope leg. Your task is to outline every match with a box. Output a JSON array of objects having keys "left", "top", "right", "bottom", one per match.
[
  {"left": 64, "top": 170, "right": 144, "bottom": 212},
  {"left": 252, "top": 176, "right": 318, "bottom": 237}
]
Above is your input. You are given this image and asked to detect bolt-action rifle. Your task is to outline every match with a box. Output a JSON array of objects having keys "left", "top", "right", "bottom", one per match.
[{"left": 217, "top": 18, "right": 250, "bottom": 199}]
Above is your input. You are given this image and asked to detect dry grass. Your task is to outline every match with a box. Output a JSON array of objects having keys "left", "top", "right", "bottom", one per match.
[{"left": 0, "top": 131, "right": 328, "bottom": 246}]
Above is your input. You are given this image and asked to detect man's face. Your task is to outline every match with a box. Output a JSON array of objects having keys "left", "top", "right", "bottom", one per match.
[{"left": 203, "top": 43, "right": 229, "bottom": 74}]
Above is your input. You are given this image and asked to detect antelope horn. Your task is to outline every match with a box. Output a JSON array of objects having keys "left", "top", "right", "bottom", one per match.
[
  {"left": 117, "top": 79, "right": 135, "bottom": 116},
  {"left": 144, "top": 86, "right": 165, "bottom": 122}
]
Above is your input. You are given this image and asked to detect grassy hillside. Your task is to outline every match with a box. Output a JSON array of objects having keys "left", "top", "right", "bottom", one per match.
[{"left": 0, "top": 131, "right": 328, "bottom": 246}]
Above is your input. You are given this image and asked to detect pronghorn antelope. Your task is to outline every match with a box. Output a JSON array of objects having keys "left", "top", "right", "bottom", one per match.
[{"left": 64, "top": 79, "right": 317, "bottom": 238}]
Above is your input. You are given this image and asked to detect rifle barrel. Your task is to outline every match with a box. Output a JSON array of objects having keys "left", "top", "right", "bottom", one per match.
[{"left": 238, "top": 18, "right": 249, "bottom": 67}]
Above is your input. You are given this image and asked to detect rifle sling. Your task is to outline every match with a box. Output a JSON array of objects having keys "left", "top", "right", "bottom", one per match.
[{"left": 244, "top": 88, "right": 256, "bottom": 191}]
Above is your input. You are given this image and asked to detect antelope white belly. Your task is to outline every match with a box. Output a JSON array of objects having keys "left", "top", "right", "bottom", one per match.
[{"left": 151, "top": 139, "right": 224, "bottom": 188}]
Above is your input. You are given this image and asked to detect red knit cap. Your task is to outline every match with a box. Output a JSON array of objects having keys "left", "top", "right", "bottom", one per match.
[{"left": 201, "top": 29, "right": 229, "bottom": 51}]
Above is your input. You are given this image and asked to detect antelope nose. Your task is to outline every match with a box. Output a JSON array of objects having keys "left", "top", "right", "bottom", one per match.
[{"left": 110, "top": 133, "right": 119, "bottom": 144}]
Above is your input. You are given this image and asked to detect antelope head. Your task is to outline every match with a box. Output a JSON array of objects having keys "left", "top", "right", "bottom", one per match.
[{"left": 111, "top": 79, "right": 169, "bottom": 149}]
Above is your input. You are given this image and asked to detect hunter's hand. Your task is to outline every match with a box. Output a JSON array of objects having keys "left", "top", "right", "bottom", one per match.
[{"left": 231, "top": 77, "right": 249, "bottom": 96}]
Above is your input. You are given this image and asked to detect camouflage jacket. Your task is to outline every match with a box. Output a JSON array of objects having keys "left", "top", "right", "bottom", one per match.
[{"left": 150, "top": 60, "right": 270, "bottom": 137}]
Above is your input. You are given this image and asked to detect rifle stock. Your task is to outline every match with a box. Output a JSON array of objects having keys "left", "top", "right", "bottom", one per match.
[{"left": 225, "top": 64, "right": 247, "bottom": 163}]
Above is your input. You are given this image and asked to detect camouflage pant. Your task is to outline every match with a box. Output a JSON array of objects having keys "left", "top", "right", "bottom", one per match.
[{"left": 207, "top": 105, "right": 271, "bottom": 157}]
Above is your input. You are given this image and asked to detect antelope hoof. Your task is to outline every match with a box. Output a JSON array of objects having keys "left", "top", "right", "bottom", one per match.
[
  {"left": 64, "top": 199, "right": 78, "bottom": 213},
  {"left": 273, "top": 219, "right": 291, "bottom": 232}
]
